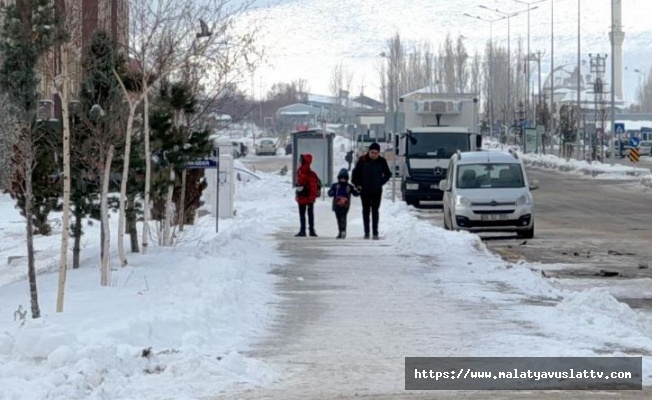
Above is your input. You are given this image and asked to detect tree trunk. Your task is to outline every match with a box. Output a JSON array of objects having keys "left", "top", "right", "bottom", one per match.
[
  {"left": 72, "top": 204, "right": 82, "bottom": 269},
  {"left": 57, "top": 47, "right": 71, "bottom": 313},
  {"left": 101, "top": 145, "right": 114, "bottom": 286},
  {"left": 24, "top": 137, "right": 40, "bottom": 318},
  {"left": 178, "top": 168, "right": 187, "bottom": 232},
  {"left": 142, "top": 84, "right": 151, "bottom": 254},
  {"left": 163, "top": 167, "right": 175, "bottom": 245},
  {"left": 117, "top": 103, "right": 136, "bottom": 266},
  {"left": 127, "top": 196, "right": 139, "bottom": 253}
]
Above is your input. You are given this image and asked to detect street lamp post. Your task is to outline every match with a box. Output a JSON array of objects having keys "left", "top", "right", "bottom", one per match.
[
  {"left": 575, "top": 0, "right": 581, "bottom": 160},
  {"left": 480, "top": 5, "right": 532, "bottom": 144},
  {"left": 380, "top": 51, "right": 398, "bottom": 202},
  {"left": 551, "top": 0, "right": 555, "bottom": 156},
  {"left": 463, "top": 13, "right": 506, "bottom": 141},
  {"left": 514, "top": 0, "right": 545, "bottom": 124}
]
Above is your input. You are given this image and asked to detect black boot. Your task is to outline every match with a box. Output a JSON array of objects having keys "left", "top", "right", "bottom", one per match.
[
  {"left": 336, "top": 232, "right": 343, "bottom": 239},
  {"left": 295, "top": 231, "right": 306, "bottom": 237},
  {"left": 309, "top": 229, "right": 318, "bottom": 237}
]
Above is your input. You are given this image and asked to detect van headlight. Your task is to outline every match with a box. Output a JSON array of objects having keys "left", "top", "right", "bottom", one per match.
[
  {"left": 406, "top": 183, "right": 419, "bottom": 190},
  {"left": 455, "top": 196, "right": 471, "bottom": 207},
  {"left": 517, "top": 194, "right": 531, "bottom": 206}
]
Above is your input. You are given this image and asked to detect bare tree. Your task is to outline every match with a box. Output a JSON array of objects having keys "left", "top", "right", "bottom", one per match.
[
  {"left": 115, "top": 0, "right": 262, "bottom": 259},
  {"left": 442, "top": 34, "right": 455, "bottom": 94},
  {"left": 455, "top": 35, "right": 469, "bottom": 93},
  {"left": 50, "top": 0, "right": 83, "bottom": 312},
  {"left": 385, "top": 33, "right": 405, "bottom": 114},
  {"left": 637, "top": 67, "right": 652, "bottom": 112},
  {"left": 100, "top": 145, "right": 114, "bottom": 286},
  {"left": 329, "top": 63, "right": 343, "bottom": 122},
  {"left": 470, "top": 52, "right": 482, "bottom": 96},
  {"left": 0, "top": 0, "right": 67, "bottom": 318}
]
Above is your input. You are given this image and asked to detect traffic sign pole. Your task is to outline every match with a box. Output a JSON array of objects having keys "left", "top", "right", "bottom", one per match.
[{"left": 215, "top": 150, "right": 220, "bottom": 234}]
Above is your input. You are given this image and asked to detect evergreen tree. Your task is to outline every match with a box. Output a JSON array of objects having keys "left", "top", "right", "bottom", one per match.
[
  {"left": 149, "top": 81, "right": 212, "bottom": 232},
  {"left": 72, "top": 30, "right": 126, "bottom": 266},
  {"left": 0, "top": 0, "right": 66, "bottom": 318},
  {"left": 1, "top": 0, "right": 66, "bottom": 236}
]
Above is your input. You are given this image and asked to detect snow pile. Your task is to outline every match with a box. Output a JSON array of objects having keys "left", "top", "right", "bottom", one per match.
[
  {"left": 383, "top": 200, "right": 560, "bottom": 300},
  {"left": 0, "top": 171, "right": 295, "bottom": 398},
  {"left": 519, "top": 152, "right": 651, "bottom": 179},
  {"left": 482, "top": 139, "right": 652, "bottom": 180}
]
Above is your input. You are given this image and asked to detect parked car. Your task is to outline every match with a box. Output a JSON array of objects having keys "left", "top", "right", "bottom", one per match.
[
  {"left": 639, "top": 141, "right": 652, "bottom": 156},
  {"left": 440, "top": 149, "right": 538, "bottom": 238},
  {"left": 605, "top": 139, "right": 629, "bottom": 158},
  {"left": 256, "top": 139, "right": 277, "bottom": 156},
  {"left": 231, "top": 142, "right": 248, "bottom": 158}
]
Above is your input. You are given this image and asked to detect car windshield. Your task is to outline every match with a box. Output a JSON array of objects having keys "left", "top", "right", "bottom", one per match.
[
  {"left": 407, "top": 132, "right": 469, "bottom": 159},
  {"left": 261, "top": 140, "right": 274, "bottom": 145},
  {"left": 457, "top": 163, "right": 525, "bottom": 189}
]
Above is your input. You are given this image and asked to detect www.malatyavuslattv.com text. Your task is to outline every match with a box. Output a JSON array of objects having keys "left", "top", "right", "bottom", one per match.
[{"left": 414, "top": 369, "right": 633, "bottom": 381}]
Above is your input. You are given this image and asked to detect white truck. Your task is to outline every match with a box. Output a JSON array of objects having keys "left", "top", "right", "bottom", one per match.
[{"left": 395, "top": 90, "right": 481, "bottom": 207}]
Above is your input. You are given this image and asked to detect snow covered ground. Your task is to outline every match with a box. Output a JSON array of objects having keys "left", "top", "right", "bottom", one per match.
[
  {"left": 0, "top": 166, "right": 296, "bottom": 399},
  {"left": 2, "top": 138, "right": 652, "bottom": 398}
]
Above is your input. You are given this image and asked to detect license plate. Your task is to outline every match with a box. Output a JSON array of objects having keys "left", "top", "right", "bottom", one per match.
[
  {"left": 430, "top": 184, "right": 439, "bottom": 189},
  {"left": 480, "top": 214, "right": 508, "bottom": 221}
]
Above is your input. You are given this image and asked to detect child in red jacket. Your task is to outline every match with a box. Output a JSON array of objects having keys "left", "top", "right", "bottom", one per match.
[{"left": 295, "top": 153, "right": 321, "bottom": 237}]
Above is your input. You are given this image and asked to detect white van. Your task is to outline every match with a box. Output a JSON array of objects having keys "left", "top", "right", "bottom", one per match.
[{"left": 439, "top": 150, "right": 538, "bottom": 238}]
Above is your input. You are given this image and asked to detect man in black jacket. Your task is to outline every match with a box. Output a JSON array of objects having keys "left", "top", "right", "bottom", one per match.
[{"left": 351, "top": 142, "right": 392, "bottom": 239}]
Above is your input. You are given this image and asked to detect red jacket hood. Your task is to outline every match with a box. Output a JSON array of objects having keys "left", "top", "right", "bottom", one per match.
[{"left": 300, "top": 153, "right": 313, "bottom": 166}]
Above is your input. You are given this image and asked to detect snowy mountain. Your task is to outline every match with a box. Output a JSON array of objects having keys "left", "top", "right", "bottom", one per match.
[{"left": 243, "top": 0, "right": 652, "bottom": 104}]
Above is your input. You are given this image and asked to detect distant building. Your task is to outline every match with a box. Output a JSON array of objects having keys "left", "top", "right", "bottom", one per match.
[{"left": 276, "top": 103, "right": 323, "bottom": 132}]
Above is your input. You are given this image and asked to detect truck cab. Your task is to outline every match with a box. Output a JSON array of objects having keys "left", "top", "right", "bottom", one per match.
[
  {"left": 399, "top": 127, "right": 480, "bottom": 206},
  {"left": 395, "top": 90, "right": 481, "bottom": 207}
]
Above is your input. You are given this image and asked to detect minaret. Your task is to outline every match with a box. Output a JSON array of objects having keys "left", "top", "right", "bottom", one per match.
[{"left": 609, "top": 0, "right": 625, "bottom": 99}]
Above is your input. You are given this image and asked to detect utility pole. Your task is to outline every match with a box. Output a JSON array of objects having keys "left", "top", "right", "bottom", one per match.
[
  {"left": 527, "top": 50, "right": 544, "bottom": 127},
  {"left": 590, "top": 53, "right": 607, "bottom": 162},
  {"left": 609, "top": 0, "right": 624, "bottom": 166},
  {"left": 514, "top": 0, "right": 545, "bottom": 124},
  {"left": 575, "top": 0, "right": 582, "bottom": 160},
  {"left": 551, "top": 0, "right": 556, "bottom": 156}
]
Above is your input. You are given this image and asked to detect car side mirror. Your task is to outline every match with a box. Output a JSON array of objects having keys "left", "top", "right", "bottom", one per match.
[
  {"left": 529, "top": 179, "right": 539, "bottom": 191},
  {"left": 439, "top": 179, "right": 448, "bottom": 191}
]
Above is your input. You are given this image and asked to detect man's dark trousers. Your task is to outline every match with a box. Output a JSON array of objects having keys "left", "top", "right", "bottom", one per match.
[{"left": 361, "top": 191, "right": 382, "bottom": 236}]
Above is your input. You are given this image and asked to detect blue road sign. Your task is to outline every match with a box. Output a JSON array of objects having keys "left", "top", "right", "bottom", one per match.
[
  {"left": 615, "top": 123, "right": 625, "bottom": 134},
  {"left": 629, "top": 136, "right": 640, "bottom": 148},
  {"left": 186, "top": 158, "right": 217, "bottom": 169}
]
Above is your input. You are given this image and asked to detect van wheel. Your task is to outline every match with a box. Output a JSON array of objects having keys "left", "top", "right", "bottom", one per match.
[
  {"left": 443, "top": 211, "right": 451, "bottom": 230},
  {"left": 518, "top": 224, "right": 534, "bottom": 239}
]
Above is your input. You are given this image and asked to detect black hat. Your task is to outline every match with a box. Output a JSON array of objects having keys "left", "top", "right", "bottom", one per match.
[{"left": 369, "top": 142, "right": 380, "bottom": 152}]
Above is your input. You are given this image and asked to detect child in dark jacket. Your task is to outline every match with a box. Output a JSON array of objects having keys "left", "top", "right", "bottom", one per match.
[{"left": 327, "top": 168, "right": 360, "bottom": 239}]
